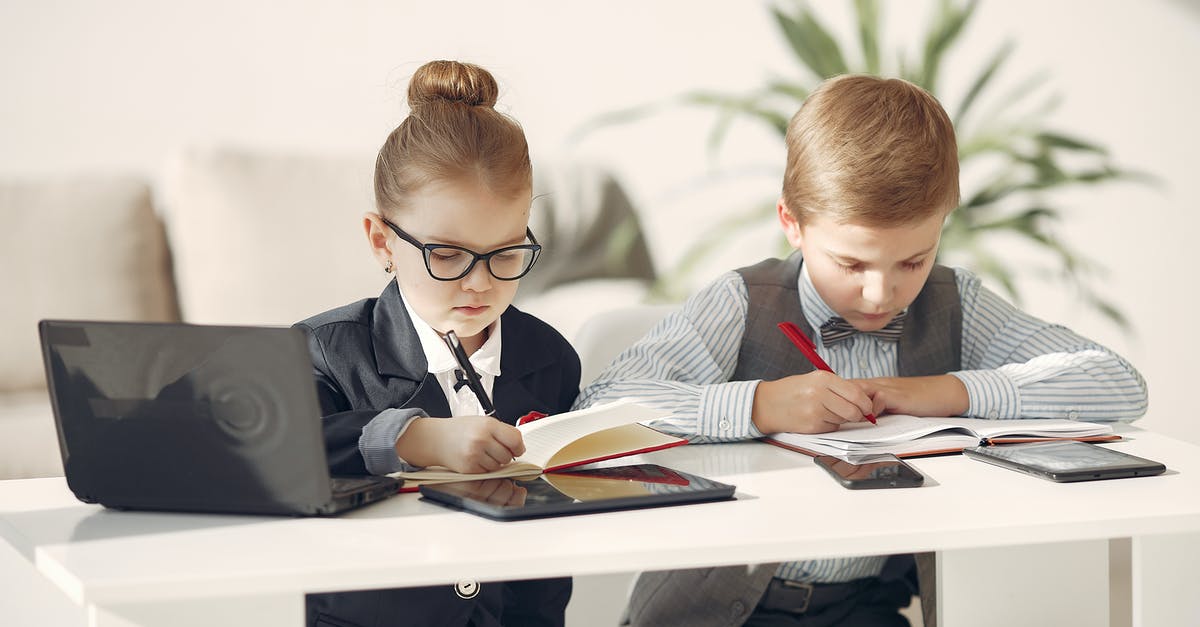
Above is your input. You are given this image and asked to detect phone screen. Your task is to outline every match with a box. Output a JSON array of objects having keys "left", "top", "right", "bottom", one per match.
[{"left": 814, "top": 454, "right": 925, "bottom": 489}]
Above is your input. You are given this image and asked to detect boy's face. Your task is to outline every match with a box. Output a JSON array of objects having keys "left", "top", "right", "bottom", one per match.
[
  {"left": 373, "top": 178, "right": 531, "bottom": 352},
  {"left": 780, "top": 204, "right": 945, "bottom": 332}
]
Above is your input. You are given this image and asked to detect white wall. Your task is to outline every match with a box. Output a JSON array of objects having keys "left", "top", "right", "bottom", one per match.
[
  {"left": 3, "top": 0, "right": 1197, "bottom": 445},
  {"left": 4, "top": 1, "right": 1199, "bottom": 624}
]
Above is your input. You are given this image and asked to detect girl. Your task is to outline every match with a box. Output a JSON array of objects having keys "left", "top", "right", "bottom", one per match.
[{"left": 297, "top": 60, "right": 578, "bottom": 627}]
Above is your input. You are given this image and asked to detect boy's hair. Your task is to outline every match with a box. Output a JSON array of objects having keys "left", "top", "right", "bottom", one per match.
[
  {"left": 374, "top": 60, "right": 531, "bottom": 215},
  {"left": 782, "top": 74, "right": 959, "bottom": 227}
]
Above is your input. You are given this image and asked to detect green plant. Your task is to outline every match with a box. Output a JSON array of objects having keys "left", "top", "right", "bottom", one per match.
[{"left": 581, "top": 0, "right": 1151, "bottom": 330}]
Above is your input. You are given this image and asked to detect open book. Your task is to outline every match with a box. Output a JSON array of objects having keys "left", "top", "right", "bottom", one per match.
[
  {"left": 393, "top": 399, "right": 686, "bottom": 488},
  {"left": 765, "top": 414, "right": 1119, "bottom": 458}
]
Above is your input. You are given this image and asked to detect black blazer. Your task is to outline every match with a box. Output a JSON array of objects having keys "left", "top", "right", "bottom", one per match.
[
  {"left": 295, "top": 280, "right": 580, "bottom": 627},
  {"left": 295, "top": 280, "right": 581, "bottom": 475}
]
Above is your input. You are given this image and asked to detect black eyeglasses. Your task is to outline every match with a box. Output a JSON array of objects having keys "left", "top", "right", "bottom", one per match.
[{"left": 381, "top": 218, "right": 542, "bottom": 281}]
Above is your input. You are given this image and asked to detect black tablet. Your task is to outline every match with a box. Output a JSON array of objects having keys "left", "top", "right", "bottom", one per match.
[
  {"left": 418, "top": 464, "right": 736, "bottom": 521},
  {"left": 963, "top": 441, "right": 1165, "bottom": 483}
]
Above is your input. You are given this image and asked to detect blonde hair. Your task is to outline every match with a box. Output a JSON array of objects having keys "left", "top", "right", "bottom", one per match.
[
  {"left": 782, "top": 74, "right": 959, "bottom": 226},
  {"left": 374, "top": 60, "right": 531, "bottom": 215}
]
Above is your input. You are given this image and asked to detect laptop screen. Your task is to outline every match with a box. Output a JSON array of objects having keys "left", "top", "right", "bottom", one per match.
[{"left": 40, "top": 321, "right": 335, "bottom": 514}]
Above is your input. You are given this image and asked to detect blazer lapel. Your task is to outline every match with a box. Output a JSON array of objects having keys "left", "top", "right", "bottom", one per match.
[
  {"left": 369, "top": 281, "right": 452, "bottom": 417},
  {"left": 491, "top": 308, "right": 560, "bottom": 425},
  {"left": 367, "top": 288, "right": 558, "bottom": 423}
]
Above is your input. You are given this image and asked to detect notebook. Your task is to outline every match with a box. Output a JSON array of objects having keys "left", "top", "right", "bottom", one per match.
[
  {"left": 392, "top": 399, "right": 687, "bottom": 490},
  {"left": 39, "top": 320, "right": 401, "bottom": 516},
  {"left": 765, "top": 413, "right": 1119, "bottom": 458}
]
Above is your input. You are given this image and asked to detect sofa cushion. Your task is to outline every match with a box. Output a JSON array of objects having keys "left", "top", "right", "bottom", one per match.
[
  {"left": 518, "top": 160, "right": 656, "bottom": 296},
  {"left": 162, "top": 147, "right": 387, "bottom": 325},
  {"left": 0, "top": 176, "right": 178, "bottom": 393},
  {"left": 0, "top": 391, "right": 63, "bottom": 478}
]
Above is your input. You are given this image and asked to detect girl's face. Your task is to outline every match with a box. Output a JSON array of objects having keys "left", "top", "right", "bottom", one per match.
[{"left": 373, "top": 178, "right": 532, "bottom": 353}]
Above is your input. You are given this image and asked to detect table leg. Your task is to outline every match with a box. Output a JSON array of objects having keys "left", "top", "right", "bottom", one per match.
[{"left": 1109, "top": 537, "right": 1133, "bottom": 627}]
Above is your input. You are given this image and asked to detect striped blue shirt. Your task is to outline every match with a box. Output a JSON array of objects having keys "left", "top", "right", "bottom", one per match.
[{"left": 573, "top": 265, "right": 1148, "bottom": 582}]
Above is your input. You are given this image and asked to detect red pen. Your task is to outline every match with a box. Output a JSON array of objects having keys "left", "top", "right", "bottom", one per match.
[{"left": 777, "top": 321, "right": 877, "bottom": 424}]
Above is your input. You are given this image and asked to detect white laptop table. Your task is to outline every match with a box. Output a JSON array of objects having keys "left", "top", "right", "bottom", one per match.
[{"left": 2, "top": 426, "right": 1199, "bottom": 627}]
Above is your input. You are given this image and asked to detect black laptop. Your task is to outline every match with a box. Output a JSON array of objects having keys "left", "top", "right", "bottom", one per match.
[{"left": 38, "top": 320, "right": 400, "bottom": 516}]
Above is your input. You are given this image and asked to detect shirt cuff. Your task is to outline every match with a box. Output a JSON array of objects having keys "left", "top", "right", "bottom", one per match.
[
  {"left": 358, "top": 408, "right": 428, "bottom": 475},
  {"left": 696, "top": 380, "right": 764, "bottom": 439},
  {"left": 949, "top": 370, "right": 1021, "bottom": 420}
]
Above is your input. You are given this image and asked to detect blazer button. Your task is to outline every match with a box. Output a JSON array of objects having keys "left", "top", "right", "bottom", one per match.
[
  {"left": 454, "top": 579, "right": 480, "bottom": 599},
  {"left": 730, "top": 600, "right": 746, "bottom": 617}
]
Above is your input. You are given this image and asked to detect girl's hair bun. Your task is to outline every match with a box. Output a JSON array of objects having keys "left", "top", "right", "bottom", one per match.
[{"left": 407, "top": 60, "right": 499, "bottom": 110}]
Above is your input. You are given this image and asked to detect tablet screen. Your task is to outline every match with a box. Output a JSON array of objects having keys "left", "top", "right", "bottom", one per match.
[
  {"left": 418, "top": 464, "right": 736, "bottom": 520},
  {"left": 963, "top": 441, "right": 1165, "bottom": 482}
]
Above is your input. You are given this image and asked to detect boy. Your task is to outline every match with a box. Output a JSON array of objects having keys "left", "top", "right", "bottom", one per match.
[{"left": 573, "top": 75, "right": 1148, "bottom": 626}]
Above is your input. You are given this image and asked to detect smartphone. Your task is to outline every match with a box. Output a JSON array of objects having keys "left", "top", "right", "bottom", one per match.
[{"left": 814, "top": 453, "right": 925, "bottom": 489}]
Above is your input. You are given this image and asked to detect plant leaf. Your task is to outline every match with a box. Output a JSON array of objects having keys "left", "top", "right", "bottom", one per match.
[
  {"left": 653, "top": 200, "right": 778, "bottom": 295},
  {"left": 954, "top": 40, "right": 1014, "bottom": 128},
  {"left": 771, "top": 4, "right": 850, "bottom": 79},
  {"left": 854, "top": 0, "right": 882, "bottom": 74},
  {"left": 919, "top": 0, "right": 978, "bottom": 92},
  {"left": 681, "top": 91, "right": 791, "bottom": 152},
  {"left": 566, "top": 101, "right": 666, "bottom": 144},
  {"left": 1035, "top": 131, "right": 1110, "bottom": 155}
]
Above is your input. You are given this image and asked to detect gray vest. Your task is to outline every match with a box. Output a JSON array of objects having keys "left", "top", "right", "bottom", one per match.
[
  {"left": 732, "top": 252, "right": 961, "bottom": 380},
  {"left": 623, "top": 253, "right": 959, "bottom": 627}
]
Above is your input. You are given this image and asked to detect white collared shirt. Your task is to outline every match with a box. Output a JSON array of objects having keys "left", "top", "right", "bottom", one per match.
[
  {"left": 357, "top": 291, "right": 504, "bottom": 474},
  {"left": 573, "top": 263, "right": 1147, "bottom": 582},
  {"left": 398, "top": 290, "right": 502, "bottom": 418}
]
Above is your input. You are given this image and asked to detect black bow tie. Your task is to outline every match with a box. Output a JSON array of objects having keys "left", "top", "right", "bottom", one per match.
[
  {"left": 819, "top": 311, "right": 907, "bottom": 346},
  {"left": 453, "top": 369, "right": 471, "bottom": 392}
]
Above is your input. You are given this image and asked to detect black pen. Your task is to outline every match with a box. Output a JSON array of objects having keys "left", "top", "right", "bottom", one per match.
[{"left": 442, "top": 330, "right": 496, "bottom": 416}]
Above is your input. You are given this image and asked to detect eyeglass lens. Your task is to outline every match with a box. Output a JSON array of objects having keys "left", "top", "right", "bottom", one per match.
[{"left": 426, "top": 246, "right": 537, "bottom": 280}]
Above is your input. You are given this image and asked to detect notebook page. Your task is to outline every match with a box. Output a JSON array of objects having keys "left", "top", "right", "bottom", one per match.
[{"left": 516, "top": 400, "right": 672, "bottom": 468}]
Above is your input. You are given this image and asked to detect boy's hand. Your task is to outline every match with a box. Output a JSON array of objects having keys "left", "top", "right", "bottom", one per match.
[
  {"left": 751, "top": 371, "right": 875, "bottom": 434},
  {"left": 856, "top": 375, "right": 970, "bottom": 418},
  {"left": 396, "top": 416, "right": 526, "bottom": 474}
]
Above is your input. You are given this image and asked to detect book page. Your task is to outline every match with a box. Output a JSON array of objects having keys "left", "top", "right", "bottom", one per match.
[
  {"left": 544, "top": 423, "right": 685, "bottom": 471},
  {"left": 933, "top": 417, "right": 1112, "bottom": 439},
  {"left": 767, "top": 414, "right": 1114, "bottom": 457},
  {"left": 391, "top": 461, "right": 543, "bottom": 483},
  {"left": 516, "top": 399, "right": 673, "bottom": 468},
  {"left": 798, "top": 414, "right": 975, "bottom": 445}
]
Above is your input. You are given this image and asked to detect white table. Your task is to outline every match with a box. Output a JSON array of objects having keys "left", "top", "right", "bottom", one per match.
[{"left": 3, "top": 427, "right": 1199, "bottom": 627}]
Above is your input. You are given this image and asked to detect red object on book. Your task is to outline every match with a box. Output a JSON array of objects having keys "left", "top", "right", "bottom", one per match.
[{"left": 516, "top": 411, "right": 548, "bottom": 426}]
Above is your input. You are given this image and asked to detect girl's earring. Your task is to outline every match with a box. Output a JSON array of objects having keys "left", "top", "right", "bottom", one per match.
[{"left": 384, "top": 260, "right": 394, "bottom": 274}]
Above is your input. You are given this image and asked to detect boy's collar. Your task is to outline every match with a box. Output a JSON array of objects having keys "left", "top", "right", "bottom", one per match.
[{"left": 797, "top": 261, "right": 840, "bottom": 335}]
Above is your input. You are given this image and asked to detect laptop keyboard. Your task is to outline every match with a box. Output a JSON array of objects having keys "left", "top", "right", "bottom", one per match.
[{"left": 330, "top": 477, "right": 386, "bottom": 495}]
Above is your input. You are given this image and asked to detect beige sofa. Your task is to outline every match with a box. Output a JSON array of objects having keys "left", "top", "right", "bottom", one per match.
[{"left": 0, "top": 148, "right": 655, "bottom": 480}]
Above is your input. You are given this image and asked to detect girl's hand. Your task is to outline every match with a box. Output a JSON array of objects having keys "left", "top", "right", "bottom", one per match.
[
  {"left": 396, "top": 416, "right": 526, "bottom": 473},
  {"left": 855, "top": 375, "right": 970, "bottom": 418},
  {"left": 751, "top": 371, "right": 875, "bottom": 434}
]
